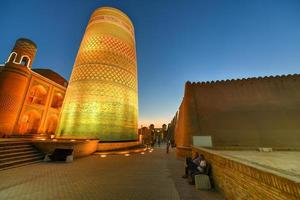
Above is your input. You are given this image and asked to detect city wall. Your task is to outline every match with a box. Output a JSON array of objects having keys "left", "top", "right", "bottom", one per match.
[{"left": 174, "top": 74, "right": 300, "bottom": 148}]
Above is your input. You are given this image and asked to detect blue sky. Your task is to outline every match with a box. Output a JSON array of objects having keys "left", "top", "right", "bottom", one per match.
[{"left": 1, "top": 0, "right": 300, "bottom": 127}]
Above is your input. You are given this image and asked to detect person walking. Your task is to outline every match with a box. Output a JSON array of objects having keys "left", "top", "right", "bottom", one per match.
[{"left": 166, "top": 139, "right": 171, "bottom": 153}]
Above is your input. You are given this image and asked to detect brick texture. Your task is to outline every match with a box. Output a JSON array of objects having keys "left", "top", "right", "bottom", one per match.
[{"left": 193, "top": 147, "right": 300, "bottom": 200}]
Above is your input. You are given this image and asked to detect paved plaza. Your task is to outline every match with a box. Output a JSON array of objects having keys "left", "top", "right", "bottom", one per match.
[{"left": 0, "top": 146, "right": 223, "bottom": 200}]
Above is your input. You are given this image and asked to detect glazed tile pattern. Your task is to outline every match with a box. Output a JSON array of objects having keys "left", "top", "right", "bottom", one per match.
[{"left": 57, "top": 7, "right": 138, "bottom": 140}]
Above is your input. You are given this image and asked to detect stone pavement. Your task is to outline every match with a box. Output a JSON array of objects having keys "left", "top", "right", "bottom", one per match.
[{"left": 0, "top": 146, "right": 224, "bottom": 200}]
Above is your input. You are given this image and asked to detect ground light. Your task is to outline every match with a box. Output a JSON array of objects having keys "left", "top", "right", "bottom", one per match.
[
  {"left": 94, "top": 146, "right": 147, "bottom": 156},
  {"left": 100, "top": 155, "right": 107, "bottom": 158}
]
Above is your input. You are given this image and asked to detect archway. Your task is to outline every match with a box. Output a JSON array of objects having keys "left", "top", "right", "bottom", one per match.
[
  {"left": 20, "top": 55, "right": 31, "bottom": 68},
  {"left": 7, "top": 52, "right": 17, "bottom": 63},
  {"left": 51, "top": 93, "right": 64, "bottom": 109},
  {"left": 45, "top": 115, "right": 58, "bottom": 135},
  {"left": 19, "top": 110, "right": 42, "bottom": 134},
  {"left": 27, "top": 85, "right": 48, "bottom": 105}
]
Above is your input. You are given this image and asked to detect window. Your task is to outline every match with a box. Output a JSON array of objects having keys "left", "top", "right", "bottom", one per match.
[
  {"left": 27, "top": 85, "right": 48, "bottom": 105},
  {"left": 20, "top": 56, "right": 30, "bottom": 67},
  {"left": 6, "top": 52, "right": 17, "bottom": 63},
  {"left": 51, "top": 93, "right": 64, "bottom": 109},
  {"left": 10, "top": 53, "right": 17, "bottom": 62}
]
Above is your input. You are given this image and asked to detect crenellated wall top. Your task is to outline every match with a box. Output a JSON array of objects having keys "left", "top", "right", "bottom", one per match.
[{"left": 185, "top": 73, "right": 300, "bottom": 88}]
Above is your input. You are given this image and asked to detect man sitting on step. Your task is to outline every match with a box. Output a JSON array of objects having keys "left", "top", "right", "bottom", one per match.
[
  {"left": 182, "top": 152, "right": 203, "bottom": 178},
  {"left": 189, "top": 155, "right": 209, "bottom": 185}
]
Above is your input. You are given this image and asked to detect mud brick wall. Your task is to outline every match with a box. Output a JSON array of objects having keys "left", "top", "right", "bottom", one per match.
[{"left": 174, "top": 74, "right": 300, "bottom": 148}]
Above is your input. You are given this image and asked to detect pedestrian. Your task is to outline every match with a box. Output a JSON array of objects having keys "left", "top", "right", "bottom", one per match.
[{"left": 166, "top": 139, "right": 171, "bottom": 153}]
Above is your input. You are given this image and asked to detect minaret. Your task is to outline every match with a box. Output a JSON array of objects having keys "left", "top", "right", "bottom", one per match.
[
  {"left": 0, "top": 38, "right": 37, "bottom": 134},
  {"left": 57, "top": 7, "right": 138, "bottom": 141}
]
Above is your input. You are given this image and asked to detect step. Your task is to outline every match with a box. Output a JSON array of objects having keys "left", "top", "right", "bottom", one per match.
[
  {"left": 0, "top": 155, "right": 44, "bottom": 169},
  {"left": 9, "top": 134, "right": 36, "bottom": 137},
  {"left": 9, "top": 136, "right": 35, "bottom": 138},
  {"left": 0, "top": 159, "right": 43, "bottom": 171},
  {"left": 0, "top": 144, "right": 33, "bottom": 151},
  {"left": 0, "top": 147, "right": 34, "bottom": 155},
  {"left": 0, "top": 152, "right": 44, "bottom": 163},
  {"left": 0, "top": 141, "right": 31, "bottom": 147},
  {"left": 0, "top": 149, "right": 38, "bottom": 159},
  {"left": 9, "top": 134, "right": 47, "bottom": 139}
]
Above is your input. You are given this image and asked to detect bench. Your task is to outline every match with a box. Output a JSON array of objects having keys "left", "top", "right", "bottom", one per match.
[{"left": 193, "top": 163, "right": 213, "bottom": 190}]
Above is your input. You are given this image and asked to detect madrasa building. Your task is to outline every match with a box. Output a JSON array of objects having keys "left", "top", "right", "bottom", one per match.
[{"left": 0, "top": 38, "right": 67, "bottom": 137}]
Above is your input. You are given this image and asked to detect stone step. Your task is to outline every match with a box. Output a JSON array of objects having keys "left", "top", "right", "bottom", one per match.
[
  {"left": 0, "top": 152, "right": 44, "bottom": 163},
  {"left": 0, "top": 157, "right": 44, "bottom": 170},
  {"left": 0, "top": 160, "right": 42, "bottom": 171},
  {"left": 0, "top": 140, "right": 45, "bottom": 170},
  {"left": 9, "top": 134, "right": 37, "bottom": 138},
  {"left": 0, "top": 147, "right": 33, "bottom": 155},
  {"left": 0, "top": 141, "right": 31, "bottom": 147},
  {"left": 0, "top": 144, "right": 32, "bottom": 151},
  {"left": 9, "top": 134, "right": 49, "bottom": 139},
  {"left": 0, "top": 148, "right": 41, "bottom": 158}
]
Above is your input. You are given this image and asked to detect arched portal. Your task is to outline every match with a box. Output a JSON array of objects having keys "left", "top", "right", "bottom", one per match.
[
  {"left": 6, "top": 52, "right": 17, "bottom": 63},
  {"left": 20, "top": 55, "right": 31, "bottom": 68},
  {"left": 27, "top": 85, "right": 48, "bottom": 105},
  {"left": 19, "top": 110, "right": 42, "bottom": 134},
  {"left": 45, "top": 115, "right": 58, "bottom": 135},
  {"left": 51, "top": 93, "right": 64, "bottom": 109}
]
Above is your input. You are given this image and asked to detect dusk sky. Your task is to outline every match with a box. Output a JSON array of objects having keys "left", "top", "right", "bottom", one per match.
[{"left": 1, "top": 0, "right": 300, "bottom": 127}]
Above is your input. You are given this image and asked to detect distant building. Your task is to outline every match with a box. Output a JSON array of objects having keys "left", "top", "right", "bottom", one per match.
[
  {"left": 0, "top": 38, "right": 67, "bottom": 137},
  {"left": 138, "top": 124, "right": 169, "bottom": 145},
  {"left": 138, "top": 126, "right": 151, "bottom": 145}
]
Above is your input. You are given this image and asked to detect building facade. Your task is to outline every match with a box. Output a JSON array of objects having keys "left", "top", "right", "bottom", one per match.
[{"left": 0, "top": 38, "right": 67, "bottom": 137}]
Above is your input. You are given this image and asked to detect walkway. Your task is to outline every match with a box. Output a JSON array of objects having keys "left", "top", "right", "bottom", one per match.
[{"left": 0, "top": 146, "right": 224, "bottom": 200}]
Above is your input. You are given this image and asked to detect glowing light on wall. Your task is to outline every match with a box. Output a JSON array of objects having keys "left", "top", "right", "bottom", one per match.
[{"left": 57, "top": 7, "right": 138, "bottom": 141}]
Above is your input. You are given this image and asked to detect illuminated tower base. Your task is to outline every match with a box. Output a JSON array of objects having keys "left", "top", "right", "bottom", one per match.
[{"left": 56, "top": 7, "right": 139, "bottom": 145}]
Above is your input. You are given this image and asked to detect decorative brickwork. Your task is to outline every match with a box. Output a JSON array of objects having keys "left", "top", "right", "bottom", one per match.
[
  {"left": 0, "top": 94, "right": 19, "bottom": 112},
  {"left": 193, "top": 147, "right": 300, "bottom": 200},
  {"left": 57, "top": 7, "right": 138, "bottom": 141},
  {"left": 12, "top": 39, "right": 36, "bottom": 64}
]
